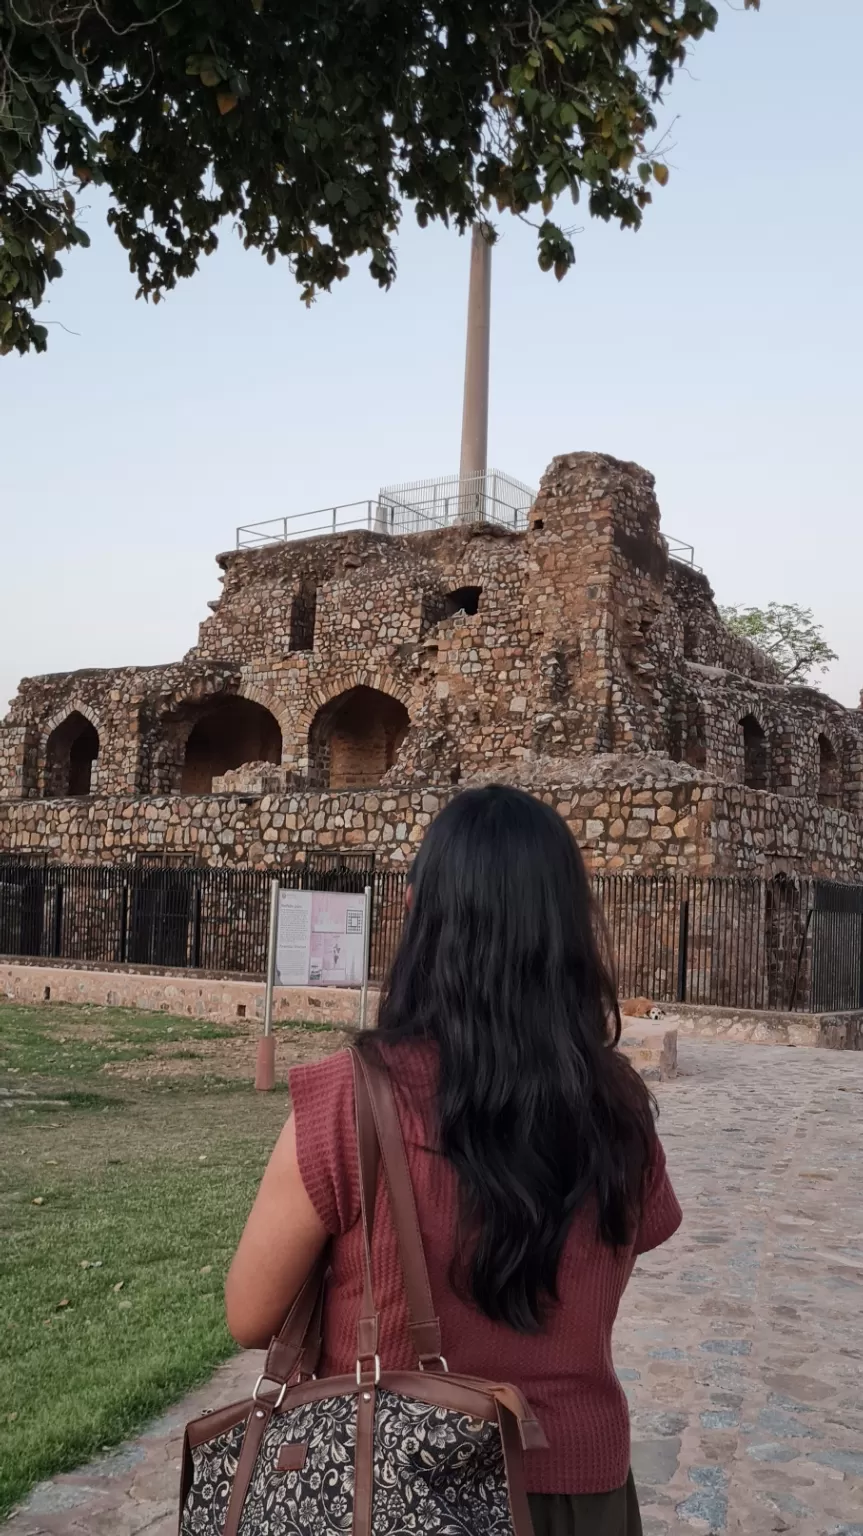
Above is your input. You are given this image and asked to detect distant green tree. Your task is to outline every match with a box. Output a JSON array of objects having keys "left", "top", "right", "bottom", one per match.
[
  {"left": 720, "top": 603, "right": 838, "bottom": 685},
  {"left": 0, "top": 0, "right": 760, "bottom": 355}
]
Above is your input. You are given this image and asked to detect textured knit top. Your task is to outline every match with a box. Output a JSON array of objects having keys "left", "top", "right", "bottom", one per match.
[{"left": 289, "top": 1042, "right": 682, "bottom": 1496}]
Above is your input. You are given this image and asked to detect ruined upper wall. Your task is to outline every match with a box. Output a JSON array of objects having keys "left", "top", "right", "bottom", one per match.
[
  {"left": 2, "top": 449, "right": 861, "bottom": 869},
  {"left": 665, "top": 563, "right": 785, "bottom": 683}
]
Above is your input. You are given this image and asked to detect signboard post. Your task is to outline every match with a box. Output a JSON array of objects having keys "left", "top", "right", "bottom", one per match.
[
  {"left": 359, "top": 885, "right": 372, "bottom": 1030},
  {"left": 255, "top": 879, "right": 280, "bottom": 1091},
  {"left": 256, "top": 882, "right": 373, "bottom": 1090}
]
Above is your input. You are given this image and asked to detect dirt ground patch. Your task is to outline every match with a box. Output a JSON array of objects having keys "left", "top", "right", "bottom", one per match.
[{"left": 101, "top": 1021, "right": 352, "bottom": 1082}]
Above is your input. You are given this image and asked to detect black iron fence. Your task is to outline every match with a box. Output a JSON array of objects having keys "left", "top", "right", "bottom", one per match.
[
  {"left": 593, "top": 873, "right": 863, "bottom": 1014},
  {"left": 0, "top": 853, "right": 408, "bottom": 986},
  {"left": 2, "top": 855, "right": 862, "bottom": 1012}
]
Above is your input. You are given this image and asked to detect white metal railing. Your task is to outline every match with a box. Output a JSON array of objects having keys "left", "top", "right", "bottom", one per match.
[
  {"left": 377, "top": 470, "right": 536, "bottom": 536},
  {"left": 236, "top": 471, "right": 538, "bottom": 549},
  {"left": 235, "top": 474, "right": 698, "bottom": 568},
  {"left": 236, "top": 501, "right": 389, "bottom": 549},
  {"left": 665, "top": 535, "right": 701, "bottom": 570}
]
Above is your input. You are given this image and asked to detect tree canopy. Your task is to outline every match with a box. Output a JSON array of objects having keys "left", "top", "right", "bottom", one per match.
[
  {"left": 720, "top": 603, "right": 838, "bottom": 686},
  {"left": 0, "top": 0, "right": 759, "bottom": 355}
]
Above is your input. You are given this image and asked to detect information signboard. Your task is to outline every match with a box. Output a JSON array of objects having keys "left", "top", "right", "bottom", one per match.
[
  {"left": 274, "top": 888, "right": 367, "bottom": 988},
  {"left": 256, "top": 881, "right": 373, "bottom": 1090}
]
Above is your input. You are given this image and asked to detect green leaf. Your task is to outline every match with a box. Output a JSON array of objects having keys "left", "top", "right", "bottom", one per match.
[{"left": 0, "top": 0, "right": 747, "bottom": 353}]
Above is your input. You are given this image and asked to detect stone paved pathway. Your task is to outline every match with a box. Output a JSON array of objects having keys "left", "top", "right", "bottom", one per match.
[{"left": 4, "top": 1041, "right": 862, "bottom": 1536}]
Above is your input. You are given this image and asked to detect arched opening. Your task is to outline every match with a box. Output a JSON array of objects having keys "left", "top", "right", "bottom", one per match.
[
  {"left": 181, "top": 697, "right": 282, "bottom": 794},
  {"left": 741, "top": 715, "right": 769, "bottom": 791},
  {"left": 444, "top": 586, "right": 481, "bottom": 618},
  {"left": 44, "top": 712, "right": 99, "bottom": 797},
  {"left": 818, "top": 734, "right": 840, "bottom": 808},
  {"left": 308, "top": 687, "right": 409, "bottom": 789}
]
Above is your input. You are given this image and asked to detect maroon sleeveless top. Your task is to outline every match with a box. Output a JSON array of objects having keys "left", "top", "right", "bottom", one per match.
[{"left": 290, "top": 1042, "right": 681, "bottom": 1495}]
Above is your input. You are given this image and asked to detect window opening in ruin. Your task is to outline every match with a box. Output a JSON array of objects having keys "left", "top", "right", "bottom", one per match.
[
  {"left": 444, "top": 586, "right": 481, "bottom": 618},
  {"left": 741, "top": 715, "right": 769, "bottom": 791},
  {"left": 308, "top": 686, "right": 409, "bottom": 790},
  {"left": 44, "top": 711, "right": 100, "bottom": 796},
  {"left": 181, "top": 697, "right": 282, "bottom": 794},
  {"left": 818, "top": 734, "right": 840, "bottom": 808},
  {"left": 682, "top": 621, "right": 699, "bottom": 661},
  {"left": 289, "top": 586, "right": 317, "bottom": 652},
  {"left": 671, "top": 705, "right": 707, "bottom": 770}
]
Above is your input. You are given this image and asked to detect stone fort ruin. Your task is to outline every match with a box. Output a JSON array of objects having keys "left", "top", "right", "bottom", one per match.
[{"left": 1, "top": 451, "right": 861, "bottom": 878}]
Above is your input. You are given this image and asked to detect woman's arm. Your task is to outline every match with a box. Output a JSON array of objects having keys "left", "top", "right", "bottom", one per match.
[{"left": 225, "top": 1115, "right": 329, "bottom": 1348}]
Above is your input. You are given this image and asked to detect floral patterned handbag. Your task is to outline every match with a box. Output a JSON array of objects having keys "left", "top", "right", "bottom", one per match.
[{"left": 178, "top": 1046, "right": 546, "bottom": 1536}]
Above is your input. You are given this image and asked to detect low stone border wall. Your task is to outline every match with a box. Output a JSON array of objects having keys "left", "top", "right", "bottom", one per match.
[
  {"left": 665, "top": 1002, "right": 863, "bottom": 1050},
  {"left": 5, "top": 961, "right": 860, "bottom": 1053},
  {"left": 0, "top": 960, "right": 375, "bottom": 1028}
]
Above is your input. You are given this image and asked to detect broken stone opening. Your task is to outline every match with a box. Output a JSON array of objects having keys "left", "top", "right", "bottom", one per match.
[
  {"left": 818, "top": 734, "right": 840, "bottom": 808},
  {"left": 308, "top": 686, "right": 409, "bottom": 790},
  {"left": 670, "top": 702, "right": 707, "bottom": 770},
  {"left": 181, "top": 697, "right": 282, "bottom": 794},
  {"left": 682, "top": 620, "right": 700, "bottom": 661},
  {"left": 444, "top": 586, "right": 481, "bottom": 618},
  {"left": 741, "top": 714, "right": 769, "bottom": 791},
  {"left": 44, "top": 712, "right": 99, "bottom": 796},
  {"left": 289, "top": 586, "right": 317, "bottom": 652}
]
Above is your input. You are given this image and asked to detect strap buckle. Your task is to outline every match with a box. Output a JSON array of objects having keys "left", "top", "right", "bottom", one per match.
[
  {"left": 418, "top": 1356, "right": 449, "bottom": 1374},
  {"left": 356, "top": 1355, "right": 381, "bottom": 1386},
  {"left": 253, "top": 1373, "right": 288, "bottom": 1410}
]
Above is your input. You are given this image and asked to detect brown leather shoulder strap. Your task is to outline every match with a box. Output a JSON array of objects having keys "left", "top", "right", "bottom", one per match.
[
  {"left": 351, "top": 1047, "right": 443, "bottom": 1366},
  {"left": 352, "top": 1047, "right": 380, "bottom": 1367}
]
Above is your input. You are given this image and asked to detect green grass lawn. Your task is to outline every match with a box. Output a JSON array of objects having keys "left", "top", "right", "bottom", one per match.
[{"left": 0, "top": 1001, "right": 337, "bottom": 1519}]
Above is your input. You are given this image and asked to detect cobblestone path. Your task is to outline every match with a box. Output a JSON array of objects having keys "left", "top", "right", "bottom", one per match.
[{"left": 4, "top": 1041, "right": 862, "bottom": 1536}]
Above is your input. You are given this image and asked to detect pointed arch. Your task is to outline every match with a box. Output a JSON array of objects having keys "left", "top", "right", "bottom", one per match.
[
  {"left": 43, "top": 699, "right": 102, "bottom": 740},
  {"left": 43, "top": 708, "right": 101, "bottom": 797},
  {"left": 181, "top": 697, "right": 283, "bottom": 794},
  {"left": 295, "top": 668, "right": 413, "bottom": 740},
  {"left": 307, "top": 685, "right": 410, "bottom": 789}
]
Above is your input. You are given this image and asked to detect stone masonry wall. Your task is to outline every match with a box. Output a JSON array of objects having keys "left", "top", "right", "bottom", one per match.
[{"left": 1, "top": 767, "right": 861, "bottom": 879}]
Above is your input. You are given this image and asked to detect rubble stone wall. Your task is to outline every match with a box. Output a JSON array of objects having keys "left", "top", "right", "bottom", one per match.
[{"left": 1, "top": 770, "right": 861, "bottom": 879}]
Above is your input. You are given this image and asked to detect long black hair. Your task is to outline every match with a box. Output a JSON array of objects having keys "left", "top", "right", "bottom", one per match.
[{"left": 359, "top": 784, "right": 657, "bottom": 1333}]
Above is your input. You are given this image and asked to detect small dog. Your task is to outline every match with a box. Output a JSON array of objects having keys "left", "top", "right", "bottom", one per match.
[{"left": 620, "top": 997, "right": 664, "bottom": 1021}]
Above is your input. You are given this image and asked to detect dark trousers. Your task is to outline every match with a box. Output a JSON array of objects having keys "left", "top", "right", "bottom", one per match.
[{"left": 528, "top": 1471, "right": 642, "bottom": 1536}]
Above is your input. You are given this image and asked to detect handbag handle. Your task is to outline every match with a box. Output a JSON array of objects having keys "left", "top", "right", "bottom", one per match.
[
  {"left": 351, "top": 1047, "right": 444, "bottom": 1369},
  {"left": 261, "top": 1250, "right": 328, "bottom": 1391}
]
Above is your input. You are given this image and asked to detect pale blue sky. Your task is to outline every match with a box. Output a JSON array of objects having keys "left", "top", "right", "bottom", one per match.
[{"left": 1, "top": 1, "right": 861, "bottom": 717}]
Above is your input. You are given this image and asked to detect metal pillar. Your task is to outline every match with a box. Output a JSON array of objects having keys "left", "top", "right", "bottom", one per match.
[{"left": 458, "top": 223, "right": 492, "bottom": 522}]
